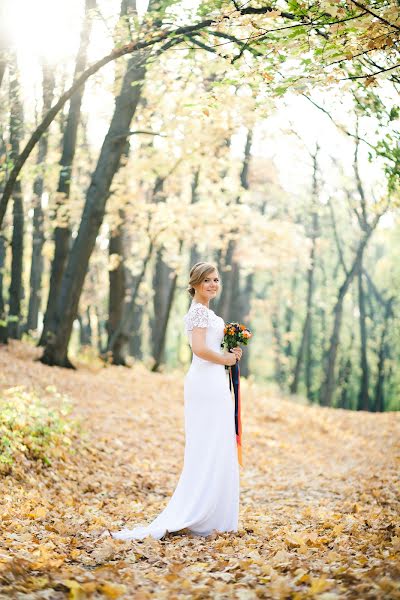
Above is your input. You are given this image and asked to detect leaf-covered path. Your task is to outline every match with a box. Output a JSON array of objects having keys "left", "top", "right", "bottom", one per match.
[{"left": 1, "top": 342, "right": 399, "bottom": 599}]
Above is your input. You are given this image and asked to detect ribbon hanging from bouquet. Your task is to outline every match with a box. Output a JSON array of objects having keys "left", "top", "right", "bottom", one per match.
[{"left": 229, "top": 360, "right": 243, "bottom": 467}]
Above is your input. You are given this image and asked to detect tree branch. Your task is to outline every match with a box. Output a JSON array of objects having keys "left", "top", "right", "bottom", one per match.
[
  {"left": 111, "top": 129, "right": 166, "bottom": 143},
  {"left": 300, "top": 93, "right": 376, "bottom": 150},
  {"left": 341, "top": 62, "right": 400, "bottom": 80},
  {"left": 349, "top": 0, "right": 400, "bottom": 32},
  {"left": 328, "top": 197, "right": 349, "bottom": 275}
]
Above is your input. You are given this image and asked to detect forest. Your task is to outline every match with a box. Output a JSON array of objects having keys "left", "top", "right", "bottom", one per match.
[{"left": 0, "top": 1, "right": 399, "bottom": 598}]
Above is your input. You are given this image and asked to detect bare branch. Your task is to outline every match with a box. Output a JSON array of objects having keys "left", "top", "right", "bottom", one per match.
[
  {"left": 341, "top": 62, "right": 400, "bottom": 80},
  {"left": 111, "top": 129, "right": 166, "bottom": 143},
  {"left": 349, "top": 0, "right": 400, "bottom": 32},
  {"left": 328, "top": 197, "right": 349, "bottom": 275}
]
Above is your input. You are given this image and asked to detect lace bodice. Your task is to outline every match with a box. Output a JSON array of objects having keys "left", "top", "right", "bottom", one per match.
[
  {"left": 183, "top": 301, "right": 225, "bottom": 360},
  {"left": 183, "top": 303, "right": 209, "bottom": 330}
]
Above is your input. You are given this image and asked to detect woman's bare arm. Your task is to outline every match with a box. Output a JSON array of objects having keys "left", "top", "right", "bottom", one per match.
[{"left": 191, "top": 327, "right": 235, "bottom": 366}]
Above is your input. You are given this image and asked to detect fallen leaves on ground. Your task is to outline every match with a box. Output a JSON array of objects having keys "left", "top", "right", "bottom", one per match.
[{"left": 0, "top": 341, "right": 399, "bottom": 599}]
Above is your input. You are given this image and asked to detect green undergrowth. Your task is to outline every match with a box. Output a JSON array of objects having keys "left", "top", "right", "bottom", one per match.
[{"left": 0, "top": 385, "right": 76, "bottom": 475}]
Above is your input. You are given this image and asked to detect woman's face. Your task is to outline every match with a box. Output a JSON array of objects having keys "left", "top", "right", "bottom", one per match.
[{"left": 196, "top": 269, "right": 220, "bottom": 300}]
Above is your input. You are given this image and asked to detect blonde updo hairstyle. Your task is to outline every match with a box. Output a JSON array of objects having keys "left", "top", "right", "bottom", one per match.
[{"left": 187, "top": 262, "right": 219, "bottom": 298}]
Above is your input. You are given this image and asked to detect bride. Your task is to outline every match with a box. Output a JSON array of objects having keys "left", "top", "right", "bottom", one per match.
[{"left": 111, "top": 261, "right": 242, "bottom": 540}]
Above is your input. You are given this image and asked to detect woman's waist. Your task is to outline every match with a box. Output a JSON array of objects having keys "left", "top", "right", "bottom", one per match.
[{"left": 186, "top": 354, "right": 225, "bottom": 372}]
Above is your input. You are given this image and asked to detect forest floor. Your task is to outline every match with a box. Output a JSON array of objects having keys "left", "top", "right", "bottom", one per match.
[{"left": 0, "top": 341, "right": 399, "bottom": 600}]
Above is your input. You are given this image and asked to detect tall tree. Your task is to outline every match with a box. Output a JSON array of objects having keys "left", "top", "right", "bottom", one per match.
[
  {"left": 357, "top": 269, "right": 369, "bottom": 410},
  {"left": 290, "top": 144, "right": 320, "bottom": 395},
  {"left": 364, "top": 271, "right": 395, "bottom": 412},
  {"left": 0, "top": 233, "right": 7, "bottom": 344},
  {"left": 40, "top": 12, "right": 151, "bottom": 366},
  {"left": 151, "top": 241, "right": 183, "bottom": 372},
  {"left": 26, "top": 61, "right": 55, "bottom": 332},
  {"left": 39, "top": 0, "right": 96, "bottom": 345},
  {"left": 7, "top": 52, "right": 24, "bottom": 339},
  {"left": 217, "top": 129, "right": 253, "bottom": 322},
  {"left": 107, "top": 210, "right": 128, "bottom": 365}
]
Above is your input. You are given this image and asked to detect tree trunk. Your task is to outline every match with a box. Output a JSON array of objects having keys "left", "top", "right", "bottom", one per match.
[
  {"left": 128, "top": 303, "right": 144, "bottom": 360},
  {"left": 148, "top": 171, "right": 180, "bottom": 364},
  {"left": 8, "top": 53, "right": 24, "bottom": 340},
  {"left": 151, "top": 242, "right": 182, "bottom": 372},
  {"left": 40, "top": 0, "right": 95, "bottom": 345},
  {"left": 188, "top": 169, "right": 201, "bottom": 310},
  {"left": 357, "top": 269, "right": 369, "bottom": 410},
  {"left": 108, "top": 239, "right": 153, "bottom": 359},
  {"left": 284, "top": 273, "right": 297, "bottom": 360},
  {"left": 216, "top": 239, "right": 236, "bottom": 321},
  {"left": 150, "top": 248, "right": 175, "bottom": 364},
  {"left": 217, "top": 130, "right": 252, "bottom": 322},
  {"left": 0, "top": 234, "right": 7, "bottom": 344},
  {"left": 290, "top": 212, "right": 318, "bottom": 395},
  {"left": 305, "top": 321, "right": 314, "bottom": 401},
  {"left": 107, "top": 211, "right": 127, "bottom": 365},
  {"left": 337, "top": 352, "right": 353, "bottom": 410},
  {"left": 271, "top": 309, "right": 285, "bottom": 387},
  {"left": 238, "top": 272, "right": 253, "bottom": 377},
  {"left": 40, "top": 48, "right": 148, "bottom": 367},
  {"left": 78, "top": 306, "right": 92, "bottom": 346},
  {"left": 374, "top": 297, "right": 393, "bottom": 412},
  {"left": 290, "top": 145, "right": 319, "bottom": 395},
  {"left": 319, "top": 226, "right": 377, "bottom": 407},
  {"left": 27, "top": 62, "right": 55, "bottom": 332}
]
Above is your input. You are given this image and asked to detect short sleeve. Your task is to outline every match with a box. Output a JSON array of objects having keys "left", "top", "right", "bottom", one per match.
[{"left": 184, "top": 304, "right": 209, "bottom": 331}]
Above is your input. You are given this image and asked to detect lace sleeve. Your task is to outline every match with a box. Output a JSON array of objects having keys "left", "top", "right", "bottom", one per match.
[{"left": 184, "top": 304, "right": 209, "bottom": 331}]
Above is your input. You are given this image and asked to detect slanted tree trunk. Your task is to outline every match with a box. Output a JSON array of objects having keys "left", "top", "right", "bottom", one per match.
[
  {"left": 8, "top": 53, "right": 24, "bottom": 340},
  {"left": 357, "top": 269, "right": 369, "bottom": 410},
  {"left": 40, "top": 0, "right": 96, "bottom": 345},
  {"left": 40, "top": 44, "right": 149, "bottom": 367},
  {"left": 27, "top": 62, "right": 55, "bottom": 332}
]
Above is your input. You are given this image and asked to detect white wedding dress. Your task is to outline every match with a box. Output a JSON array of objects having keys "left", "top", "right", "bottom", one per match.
[{"left": 111, "top": 300, "right": 240, "bottom": 540}]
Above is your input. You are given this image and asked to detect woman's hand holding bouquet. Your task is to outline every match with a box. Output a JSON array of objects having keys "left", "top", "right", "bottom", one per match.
[{"left": 221, "top": 322, "right": 252, "bottom": 369}]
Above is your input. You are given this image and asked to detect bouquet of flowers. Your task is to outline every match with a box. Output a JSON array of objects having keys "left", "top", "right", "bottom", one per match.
[
  {"left": 221, "top": 322, "right": 253, "bottom": 360},
  {"left": 221, "top": 322, "right": 253, "bottom": 468}
]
